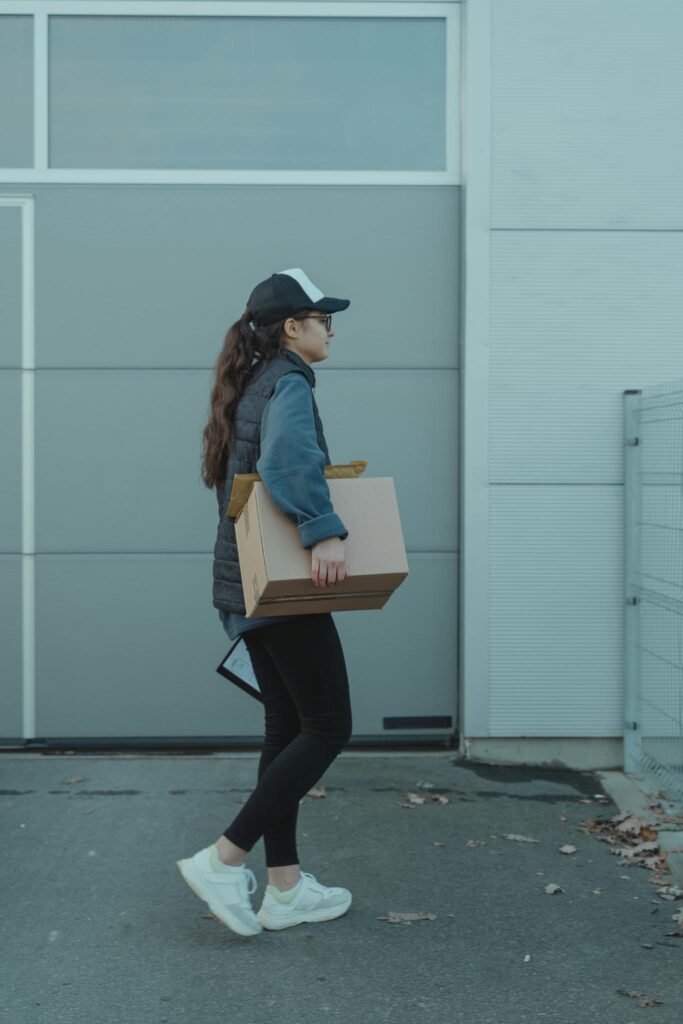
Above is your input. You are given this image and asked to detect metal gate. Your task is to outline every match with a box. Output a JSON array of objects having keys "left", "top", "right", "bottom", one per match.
[{"left": 624, "top": 380, "right": 683, "bottom": 803}]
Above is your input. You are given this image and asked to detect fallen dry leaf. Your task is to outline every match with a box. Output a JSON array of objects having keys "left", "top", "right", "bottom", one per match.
[
  {"left": 656, "top": 888, "right": 682, "bottom": 902},
  {"left": 544, "top": 883, "right": 563, "bottom": 894},
  {"left": 614, "top": 814, "right": 651, "bottom": 836},
  {"left": 612, "top": 840, "right": 659, "bottom": 859},
  {"left": 579, "top": 812, "right": 670, "bottom": 875},
  {"left": 377, "top": 911, "right": 437, "bottom": 924},
  {"left": 405, "top": 792, "right": 426, "bottom": 805},
  {"left": 501, "top": 834, "right": 540, "bottom": 844},
  {"left": 431, "top": 794, "right": 449, "bottom": 805},
  {"left": 306, "top": 786, "right": 326, "bottom": 799},
  {"left": 616, "top": 988, "right": 664, "bottom": 1008},
  {"left": 558, "top": 845, "right": 577, "bottom": 855}
]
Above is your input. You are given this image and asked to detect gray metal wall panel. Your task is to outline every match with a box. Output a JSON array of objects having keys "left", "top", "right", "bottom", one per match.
[
  {"left": 0, "top": 17, "right": 33, "bottom": 168},
  {"left": 2, "top": 179, "right": 460, "bottom": 740},
  {"left": 0, "top": 556, "right": 22, "bottom": 738},
  {"left": 490, "top": 232, "right": 683, "bottom": 482},
  {"left": 35, "top": 368, "right": 457, "bottom": 555},
  {"left": 489, "top": 486, "right": 623, "bottom": 736},
  {"left": 35, "top": 554, "right": 263, "bottom": 736},
  {"left": 0, "top": 371, "right": 21, "bottom": 552},
  {"left": 35, "top": 553, "right": 457, "bottom": 737},
  {"left": 0, "top": 206, "right": 22, "bottom": 368},
  {"left": 318, "top": 368, "right": 459, "bottom": 553},
  {"left": 7, "top": 185, "right": 460, "bottom": 371},
  {"left": 488, "top": 0, "right": 683, "bottom": 743},
  {"left": 35, "top": 369, "right": 214, "bottom": 553},
  {"left": 487, "top": 230, "right": 683, "bottom": 736},
  {"left": 336, "top": 553, "right": 458, "bottom": 734},
  {"left": 491, "top": 0, "right": 683, "bottom": 229}
]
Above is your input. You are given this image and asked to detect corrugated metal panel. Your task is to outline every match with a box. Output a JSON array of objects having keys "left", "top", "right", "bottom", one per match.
[
  {"left": 492, "top": 0, "right": 683, "bottom": 228},
  {"left": 489, "top": 486, "right": 623, "bottom": 735},
  {"left": 490, "top": 232, "right": 683, "bottom": 482},
  {"left": 488, "top": 231, "right": 683, "bottom": 734}
]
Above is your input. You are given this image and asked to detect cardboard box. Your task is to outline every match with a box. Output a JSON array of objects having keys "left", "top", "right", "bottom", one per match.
[{"left": 234, "top": 476, "right": 409, "bottom": 617}]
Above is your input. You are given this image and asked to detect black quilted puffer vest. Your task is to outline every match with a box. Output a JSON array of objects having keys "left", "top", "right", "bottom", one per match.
[{"left": 212, "top": 348, "right": 332, "bottom": 614}]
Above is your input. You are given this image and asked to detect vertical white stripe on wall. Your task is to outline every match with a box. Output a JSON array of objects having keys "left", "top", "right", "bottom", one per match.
[
  {"left": 22, "top": 198, "right": 36, "bottom": 740},
  {"left": 459, "top": 0, "right": 491, "bottom": 740},
  {"left": 0, "top": 197, "right": 34, "bottom": 739}
]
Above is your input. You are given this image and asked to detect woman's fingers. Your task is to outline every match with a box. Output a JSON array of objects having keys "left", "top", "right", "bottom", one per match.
[
  {"left": 311, "top": 559, "right": 348, "bottom": 587},
  {"left": 310, "top": 553, "right": 350, "bottom": 587}
]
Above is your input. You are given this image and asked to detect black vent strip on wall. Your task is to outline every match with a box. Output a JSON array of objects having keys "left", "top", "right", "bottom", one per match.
[{"left": 383, "top": 716, "right": 453, "bottom": 730}]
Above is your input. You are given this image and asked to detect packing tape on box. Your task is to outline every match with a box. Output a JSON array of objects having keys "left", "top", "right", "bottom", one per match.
[
  {"left": 260, "top": 589, "right": 393, "bottom": 605},
  {"left": 228, "top": 459, "right": 368, "bottom": 520}
]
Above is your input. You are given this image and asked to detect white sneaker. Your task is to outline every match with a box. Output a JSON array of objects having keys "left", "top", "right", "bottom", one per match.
[
  {"left": 256, "top": 871, "right": 352, "bottom": 931},
  {"left": 176, "top": 844, "right": 262, "bottom": 936}
]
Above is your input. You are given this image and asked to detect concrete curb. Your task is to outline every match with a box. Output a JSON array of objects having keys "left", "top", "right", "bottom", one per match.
[{"left": 596, "top": 770, "right": 683, "bottom": 888}]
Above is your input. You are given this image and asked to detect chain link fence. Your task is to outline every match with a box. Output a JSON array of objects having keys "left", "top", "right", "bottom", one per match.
[{"left": 624, "top": 380, "right": 683, "bottom": 804}]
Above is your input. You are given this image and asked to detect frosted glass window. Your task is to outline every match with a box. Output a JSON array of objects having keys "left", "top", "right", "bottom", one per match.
[
  {"left": 49, "top": 16, "right": 446, "bottom": 170},
  {"left": 0, "top": 17, "right": 33, "bottom": 167}
]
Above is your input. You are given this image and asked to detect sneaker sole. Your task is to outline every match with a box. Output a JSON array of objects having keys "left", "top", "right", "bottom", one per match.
[
  {"left": 176, "top": 859, "right": 262, "bottom": 936},
  {"left": 256, "top": 894, "right": 352, "bottom": 930}
]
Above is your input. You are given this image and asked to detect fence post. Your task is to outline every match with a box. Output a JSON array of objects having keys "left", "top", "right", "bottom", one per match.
[{"left": 623, "top": 389, "right": 642, "bottom": 774}]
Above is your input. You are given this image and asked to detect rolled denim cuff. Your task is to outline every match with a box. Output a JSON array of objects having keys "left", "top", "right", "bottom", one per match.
[{"left": 298, "top": 512, "right": 349, "bottom": 549}]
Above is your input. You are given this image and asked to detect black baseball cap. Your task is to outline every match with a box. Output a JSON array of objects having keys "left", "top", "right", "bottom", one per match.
[{"left": 247, "top": 268, "right": 350, "bottom": 327}]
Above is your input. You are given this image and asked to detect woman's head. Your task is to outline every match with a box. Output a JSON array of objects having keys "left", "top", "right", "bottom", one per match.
[
  {"left": 280, "top": 309, "right": 334, "bottom": 367},
  {"left": 200, "top": 304, "right": 326, "bottom": 490},
  {"left": 201, "top": 268, "right": 349, "bottom": 490}
]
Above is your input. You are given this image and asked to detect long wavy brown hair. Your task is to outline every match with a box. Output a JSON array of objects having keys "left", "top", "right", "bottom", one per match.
[{"left": 200, "top": 304, "right": 311, "bottom": 489}]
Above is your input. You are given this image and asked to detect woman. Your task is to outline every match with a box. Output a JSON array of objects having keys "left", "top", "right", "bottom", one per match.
[{"left": 177, "top": 268, "right": 355, "bottom": 937}]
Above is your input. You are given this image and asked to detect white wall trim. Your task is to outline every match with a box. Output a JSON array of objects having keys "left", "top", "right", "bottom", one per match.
[
  {"left": 0, "top": 196, "right": 36, "bottom": 741},
  {"left": 0, "top": 170, "right": 460, "bottom": 186},
  {"left": 2, "top": 1, "right": 458, "bottom": 14},
  {"left": 459, "top": 0, "right": 491, "bottom": 739}
]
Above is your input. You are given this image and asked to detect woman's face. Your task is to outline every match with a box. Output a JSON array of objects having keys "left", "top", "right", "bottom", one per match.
[{"left": 282, "top": 310, "right": 334, "bottom": 366}]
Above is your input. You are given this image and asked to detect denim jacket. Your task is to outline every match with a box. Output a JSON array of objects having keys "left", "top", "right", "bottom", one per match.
[{"left": 219, "top": 364, "right": 348, "bottom": 641}]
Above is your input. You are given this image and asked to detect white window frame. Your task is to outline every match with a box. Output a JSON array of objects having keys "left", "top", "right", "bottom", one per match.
[{"left": 0, "top": 1, "right": 461, "bottom": 185}]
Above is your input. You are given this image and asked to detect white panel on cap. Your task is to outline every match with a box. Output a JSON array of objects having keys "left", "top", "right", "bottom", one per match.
[{"left": 278, "top": 267, "right": 324, "bottom": 303}]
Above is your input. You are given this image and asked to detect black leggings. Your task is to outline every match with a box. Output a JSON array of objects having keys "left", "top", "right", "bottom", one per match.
[{"left": 222, "top": 613, "right": 353, "bottom": 868}]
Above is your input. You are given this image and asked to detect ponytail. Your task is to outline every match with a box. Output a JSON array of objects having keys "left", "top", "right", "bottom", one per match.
[{"left": 200, "top": 306, "right": 289, "bottom": 489}]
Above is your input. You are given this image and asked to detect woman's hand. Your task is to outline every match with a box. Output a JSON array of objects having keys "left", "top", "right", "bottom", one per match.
[{"left": 310, "top": 537, "right": 349, "bottom": 588}]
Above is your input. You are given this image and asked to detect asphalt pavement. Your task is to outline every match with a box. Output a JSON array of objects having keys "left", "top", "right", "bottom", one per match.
[{"left": 1, "top": 751, "right": 681, "bottom": 1024}]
